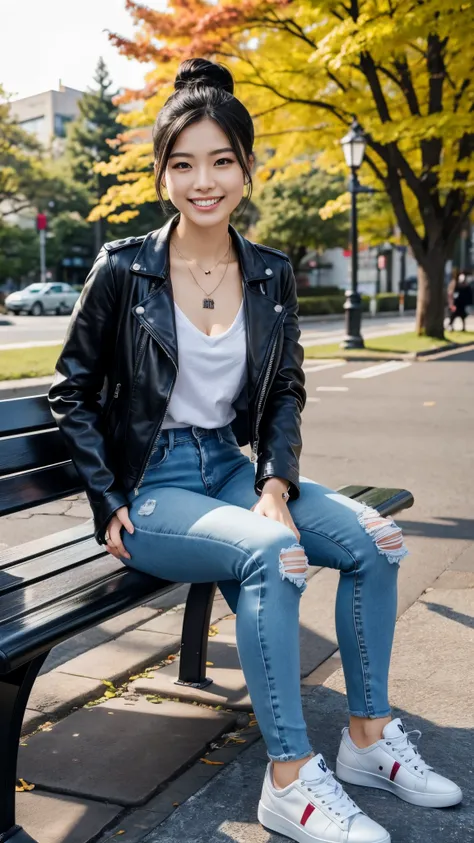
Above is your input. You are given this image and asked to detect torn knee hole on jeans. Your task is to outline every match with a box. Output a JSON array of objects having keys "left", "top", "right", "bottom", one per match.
[
  {"left": 279, "top": 544, "right": 309, "bottom": 592},
  {"left": 357, "top": 505, "right": 408, "bottom": 565}
]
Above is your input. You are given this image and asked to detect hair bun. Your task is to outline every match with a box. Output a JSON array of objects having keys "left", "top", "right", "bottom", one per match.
[{"left": 174, "top": 58, "right": 234, "bottom": 95}]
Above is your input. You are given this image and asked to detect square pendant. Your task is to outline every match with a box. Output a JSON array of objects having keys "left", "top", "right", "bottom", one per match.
[{"left": 203, "top": 298, "right": 215, "bottom": 309}]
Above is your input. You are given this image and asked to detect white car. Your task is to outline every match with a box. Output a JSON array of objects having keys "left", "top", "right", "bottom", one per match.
[{"left": 5, "top": 282, "right": 81, "bottom": 316}]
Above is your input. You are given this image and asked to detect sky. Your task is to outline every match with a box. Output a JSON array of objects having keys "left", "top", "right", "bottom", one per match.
[{"left": 0, "top": 0, "right": 167, "bottom": 100}]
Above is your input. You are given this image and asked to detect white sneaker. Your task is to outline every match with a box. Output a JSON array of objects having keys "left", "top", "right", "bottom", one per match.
[
  {"left": 258, "top": 753, "right": 390, "bottom": 843},
  {"left": 336, "top": 718, "right": 462, "bottom": 808}
]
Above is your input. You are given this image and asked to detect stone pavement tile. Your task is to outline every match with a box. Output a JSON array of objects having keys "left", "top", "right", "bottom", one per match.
[
  {"left": 450, "top": 541, "right": 474, "bottom": 572},
  {"left": 133, "top": 617, "right": 252, "bottom": 710},
  {"left": 136, "top": 570, "right": 339, "bottom": 710},
  {"left": 16, "top": 791, "right": 121, "bottom": 843},
  {"left": 97, "top": 724, "right": 263, "bottom": 842},
  {"left": 326, "top": 585, "right": 474, "bottom": 727},
  {"left": 21, "top": 708, "right": 45, "bottom": 736},
  {"left": 28, "top": 671, "right": 103, "bottom": 717},
  {"left": 301, "top": 651, "right": 342, "bottom": 687},
  {"left": 97, "top": 809, "right": 169, "bottom": 843},
  {"left": 431, "top": 570, "right": 474, "bottom": 589},
  {"left": 56, "top": 629, "right": 182, "bottom": 683},
  {"left": 299, "top": 567, "right": 339, "bottom": 676},
  {"left": 18, "top": 696, "right": 235, "bottom": 807},
  {"left": 0, "top": 514, "right": 88, "bottom": 547},
  {"left": 66, "top": 502, "right": 94, "bottom": 519},
  {"left": 95, "top": 605, "right": 161, "bottom": 637},
  {"left": 40, "top": 602, "right": 180, "bottom": 674}
]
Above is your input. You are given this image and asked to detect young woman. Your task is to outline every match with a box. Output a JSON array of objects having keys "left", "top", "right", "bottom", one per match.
[{"left": 49, "top": 58, "right": 461, "bottom": 843}]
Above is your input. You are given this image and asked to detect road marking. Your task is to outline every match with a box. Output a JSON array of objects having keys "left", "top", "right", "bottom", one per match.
[
  {"left": 315, "top": 386, "right": 349, "bottom": 392},
  {"left": 344, "top": 361, "right": 412, "bottom": 379},
  {"left": 306, "top": 397, "right": 321, "bottom": 402},
  {"left": 303, "top": 361, "right": 346, "bottom": 373}
]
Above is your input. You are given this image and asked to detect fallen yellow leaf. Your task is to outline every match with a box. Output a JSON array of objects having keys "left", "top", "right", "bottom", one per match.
[
  {"left": 206, "top": 661, "right": 214, "bottom": 666},
  {"left": 16, "top": 778, "right": 35, "bottom": 792},
  {"left": 208, "top": 625, "right": 219, "bottom": 637}
]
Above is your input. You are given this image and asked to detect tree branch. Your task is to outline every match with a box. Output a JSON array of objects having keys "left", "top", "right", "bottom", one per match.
[
  {"left": 392, "top": 57, "right": 420, "bottom": 115},
  {"left": 385, "top": 166, "right": 425, "bottom": 264}
]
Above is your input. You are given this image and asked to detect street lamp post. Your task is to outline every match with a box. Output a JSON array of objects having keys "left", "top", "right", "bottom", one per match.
[{"left": 340, "top": 120, "right": 368, "bottom": 349}]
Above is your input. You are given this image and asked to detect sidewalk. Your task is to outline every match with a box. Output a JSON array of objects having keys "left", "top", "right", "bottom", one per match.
[{"left": 12, "top": 536, "right": 473, "bottom": 843}]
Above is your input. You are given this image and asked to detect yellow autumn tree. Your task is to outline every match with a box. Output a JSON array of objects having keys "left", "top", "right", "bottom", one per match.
[{"left": 95, "top": 0, "right": 474, "bottom": 338}]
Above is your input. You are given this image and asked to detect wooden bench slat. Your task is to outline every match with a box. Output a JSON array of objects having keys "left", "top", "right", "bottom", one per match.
[
  {"left": 0, "top": 394, "right": 54, "bottom": 436},
  {"left": 0, "top": 563, "right": 175, "bottom": 673},
  {"left": 0, "top": 522, "right": 94, "bottom": 567},
  {"left": 0, "top": 429, "right": 71, "bottom": 477},
  {"left": 0, "top": 538, "right": 103, "bottom": 594},
  {"left": 0, "top": 556, "right": 121, "bottom": 625},
  {"left": 336, "top": 485, "right": 372, "bottom": 500},
  {"left": 352, "top": 487, "right": 414, "bottom": 517},
  {"left": 0, "top": 463, "right": 83, "bottom": 516}
]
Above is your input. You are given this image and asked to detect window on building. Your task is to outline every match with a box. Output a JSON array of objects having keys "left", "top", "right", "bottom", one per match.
[
  {"left": 19, "top": 116, "right": 45, "bottom": 136},
  {"left": 54, "top": 113, "right": 73, "bottom": 138}
]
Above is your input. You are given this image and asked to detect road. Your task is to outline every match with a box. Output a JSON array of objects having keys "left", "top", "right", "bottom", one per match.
[
  {"left": 300, "top": 344, "right": 474, "bottom": 614},
  {"left": 0, "top": 311, "right": 418, "bottom": 349}
]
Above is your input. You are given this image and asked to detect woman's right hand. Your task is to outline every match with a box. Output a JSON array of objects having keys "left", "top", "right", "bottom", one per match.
[{"left": 104, "top": 506, "right": 134, "bottom": 560}]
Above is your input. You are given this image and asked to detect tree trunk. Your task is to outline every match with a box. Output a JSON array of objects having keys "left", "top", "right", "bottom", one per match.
[{"left": 415, "top": 255, "right": 446, "bottom": 338}]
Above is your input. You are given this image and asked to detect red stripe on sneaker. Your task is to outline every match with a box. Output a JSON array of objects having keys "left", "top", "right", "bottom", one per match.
[
  {"left": 390, "top": 761, "right": 401, "bottom": 781},
  {"left": 301, "top": 804, "right": 315, "bottom": 826}
]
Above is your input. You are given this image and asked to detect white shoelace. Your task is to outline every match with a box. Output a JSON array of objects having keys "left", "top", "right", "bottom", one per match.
[
  {"left": 300, "top": 768, "right": 361, "bottom": 821},
  {"left": 384, "top": 729, "right": 433, "bottom": 775}
]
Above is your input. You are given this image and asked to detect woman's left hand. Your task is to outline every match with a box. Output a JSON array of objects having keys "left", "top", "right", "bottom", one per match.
[{"left": 251, "top": 478, "right": 300, "bottom": 542}]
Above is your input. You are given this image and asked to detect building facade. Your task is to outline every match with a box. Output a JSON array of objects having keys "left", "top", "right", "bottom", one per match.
[{"left": 10, "top": 84, "right": 83, "bottom": 150}]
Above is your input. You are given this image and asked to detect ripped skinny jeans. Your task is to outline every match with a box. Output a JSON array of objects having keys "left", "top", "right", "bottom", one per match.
[{"left": 122, "top": 424, "right": 408, "bottom": 762}]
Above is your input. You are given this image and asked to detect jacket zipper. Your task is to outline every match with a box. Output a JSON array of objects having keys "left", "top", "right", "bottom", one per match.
[
  {"left": 103, "top": 382, "right": 122, "bottom": 425},
  {"left": 134, "top": 348, "right": 177, "bottom": 496},
  {"left": 251, "top": 312, "right": 286, "bottom": 463},
  {"left": 120, "top": 283, "right": 157, "bottom": 451}
]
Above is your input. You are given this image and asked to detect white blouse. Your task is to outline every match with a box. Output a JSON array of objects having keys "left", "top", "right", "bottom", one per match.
[{"left": 162, "top": 301, "right": 247, "bottom": 430}]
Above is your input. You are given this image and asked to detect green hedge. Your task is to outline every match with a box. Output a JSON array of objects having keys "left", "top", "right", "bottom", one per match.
[
  {"left": 297, "top": 292, "right": 416, "bottom": 316},
  {"left": 296, "top": 285, "right": 344, "bottom": 297}
]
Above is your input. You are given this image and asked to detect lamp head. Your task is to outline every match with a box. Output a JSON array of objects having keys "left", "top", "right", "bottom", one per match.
[{"left": 341, "top": 119, "right": 367, "bottom": 170}]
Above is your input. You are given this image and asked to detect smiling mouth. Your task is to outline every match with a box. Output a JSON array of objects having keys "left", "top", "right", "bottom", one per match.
[{"left": 188, "top": 197, "right": 224, "bottom": 207}]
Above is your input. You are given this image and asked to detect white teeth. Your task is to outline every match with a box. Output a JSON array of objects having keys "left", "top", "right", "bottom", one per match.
[{"left": 191, "top": 198, "right": 222, "bottom": 207}]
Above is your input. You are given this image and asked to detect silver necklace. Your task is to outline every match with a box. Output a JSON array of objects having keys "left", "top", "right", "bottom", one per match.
[
  {"left": 172, "top": 234, "right": 231, "bottom": 275},
  {"left": 172, "top": 236, "right": 232, "bottom": 309}
]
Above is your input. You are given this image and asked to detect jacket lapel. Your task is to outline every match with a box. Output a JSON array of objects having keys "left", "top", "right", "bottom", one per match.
[{"left": 130, "top": 213, "right": 285, "bottom": 389}]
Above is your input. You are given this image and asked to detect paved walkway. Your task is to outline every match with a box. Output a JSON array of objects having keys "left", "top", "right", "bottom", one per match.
[{"left": 11, "top": 537, "right": 473, "bottom": 843}]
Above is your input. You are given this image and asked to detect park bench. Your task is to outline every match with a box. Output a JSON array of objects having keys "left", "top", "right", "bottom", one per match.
[{"left": 0, "top": 393, "right": 414, "bottom": 843}]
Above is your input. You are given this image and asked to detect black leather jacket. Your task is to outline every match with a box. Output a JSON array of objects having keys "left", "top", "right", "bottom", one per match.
[{"left": 49, "top": 213, "right": 306, "bottom": 544}]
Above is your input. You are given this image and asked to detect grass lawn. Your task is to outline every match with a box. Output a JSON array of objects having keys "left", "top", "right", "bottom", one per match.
[
  {"left": 0, "top": 345, "right": 63, "bottom": 381},
  {"left": 304, "top": 330, "right": 474, "bottom": 359}
]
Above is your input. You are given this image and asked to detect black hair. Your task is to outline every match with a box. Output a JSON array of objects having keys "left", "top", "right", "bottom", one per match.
[{"left": 152, "top": 58, "right": 254, "bottom": 216}]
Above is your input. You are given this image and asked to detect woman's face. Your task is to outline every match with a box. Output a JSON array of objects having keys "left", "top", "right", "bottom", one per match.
[{"left": 161, "top": 117, "right": 252, "bottom": 226}]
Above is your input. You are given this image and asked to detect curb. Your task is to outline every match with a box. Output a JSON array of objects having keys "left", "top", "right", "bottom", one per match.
[
  {"left": 298, "top": 309, "right": 415, "bottom": 324},
  {"left": 305, "top": 341, "right": 474, "bottom": 363}
]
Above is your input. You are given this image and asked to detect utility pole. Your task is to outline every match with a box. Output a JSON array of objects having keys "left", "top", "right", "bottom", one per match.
[{"left": 36, "top": 213, "right": 48, "bottom": 282}]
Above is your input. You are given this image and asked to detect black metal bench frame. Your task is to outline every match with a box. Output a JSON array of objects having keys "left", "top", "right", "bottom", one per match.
[{"left": 0, "top": 394, "right": 414, "bottom": 843}]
